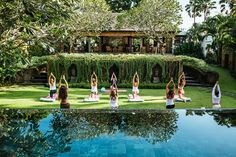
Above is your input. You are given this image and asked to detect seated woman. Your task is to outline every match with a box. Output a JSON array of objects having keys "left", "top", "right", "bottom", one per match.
[
  {"left": 166, "top": 78, "right": 176, "bottom": 109},
  {"left": 58, "top": 75, "right": 70, "bottom": 109},
  {"left": 110, "top": 84, "right": 119, "bottom": 109},
  {"left": 132, "top": 72, "right": 140, "bottom": 98},
  {"left": 212, "top": 81, "right": 221, "bottom": 109},
  {"left": 110, "top": 72, "right": 117, "bottom": 87},
  {"left": 48, "top": 72, "right": 57, "bottom": 99},
  {"left": 90, "top": 72, "right": 98, "bottom": 98},
  {"left": 178, "top": 72, "right": 186, "bottom": 99}
]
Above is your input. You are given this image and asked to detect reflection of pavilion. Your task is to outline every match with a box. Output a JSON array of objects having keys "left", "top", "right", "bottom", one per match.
[{"left": 61, "top": 25, "right": 186, "bottom": 54}]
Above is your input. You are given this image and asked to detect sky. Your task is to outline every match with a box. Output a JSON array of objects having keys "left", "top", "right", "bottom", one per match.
[{"left": 178, "top": 0, "right": 221, "bottom": 30}]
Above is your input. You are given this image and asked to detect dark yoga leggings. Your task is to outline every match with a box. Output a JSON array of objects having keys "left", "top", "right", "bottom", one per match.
[{"left": 50, "top": 90, "right": 56, "bottom": 98}]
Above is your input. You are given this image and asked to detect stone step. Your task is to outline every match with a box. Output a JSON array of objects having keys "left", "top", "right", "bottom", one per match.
[
  {"left": 185, "top": 83, "right": 204, "bottom": 86},
  {"left": 33, "top": 76, "right": 47, "bottom": 79},
  {"left": 31, "top": 79, "right": 47, "bottom": 83},
  {"left": 21, "top": 82, "right": 47, "bottom": 85},
  {"left": 186, "top": 80, "right": 201, "bottom": 83}
]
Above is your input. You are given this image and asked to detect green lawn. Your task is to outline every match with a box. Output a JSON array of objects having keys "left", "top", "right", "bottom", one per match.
[
  {"left": 0, "top": 66, "right": 235, "bottom": 109},
  {"left": 0, "top": 85, "right": 235, "bottom": 109}
]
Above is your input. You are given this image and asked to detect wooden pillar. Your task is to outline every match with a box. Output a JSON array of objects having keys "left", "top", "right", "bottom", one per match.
[
  {"left": 100, "top": 36, "right": 103, "bottom": 52},
  {"left": 128, "top": 37, "right": 133, "bottom": 53},
  {"left": 172, "top": 37, "right": 175, "bottom": 54},
  {"left": 87, "top": 37, "right": 91, "bottom": 53}
]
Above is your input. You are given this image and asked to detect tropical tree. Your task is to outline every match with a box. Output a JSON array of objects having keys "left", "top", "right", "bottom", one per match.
[
  {"left": 199, "top": 0, "right": 217, "bottom": 21},
  {"left": 186, "top": 23, "right": 205, "bottom": 43},
  {"left": 217, "top": 15, "right": 236, "bottom": 53},
  {"left": 185, "top": 0, "right": 202, "bottom": 24},
  {"left": 0, "top": 0, "right": 73, "bottom": 84},
  {"left": 64, "top": 0, "right": 113, "bottom": 53},
  {"left": 0, "top": 0, "right": 113, "bottom": 84},
  {"left": 118, "top": 0, "right": 182, "bottom": 40},
  {"left": 219, "top": 0, "right": 236, "bottom": 15}
]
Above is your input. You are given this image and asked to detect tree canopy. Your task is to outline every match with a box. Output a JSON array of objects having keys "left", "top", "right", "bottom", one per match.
[
  {"left": 118, "top": 0, "right": 182, "bottom": 39},
  {"left": 0, "top": 0, "right": 113, "bottom": 84}
]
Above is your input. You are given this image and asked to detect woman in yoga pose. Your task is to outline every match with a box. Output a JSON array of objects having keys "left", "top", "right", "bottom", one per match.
[
  {"left": 212, "top": 81, "right": 221, "bottom": 109},
  {"left": 166, "top": 78, "right": 176, "bottom": 109},
  {"left": 58, "top": 75, "right": 70, "bottom": 109},
  {"left": 132, "top": 72, "right": 139, "bottom": 98},
  {"left": 110, "top": 84, "right": 119, "bottom": 109},
  {"left": 90, "top": 72, "right": 98, "bottom": 98},
  {"left": 48, "top": 73, "right": 56, "bottom": 99},
  {"left": 178, "top": 72, "right": 186, "bottom": 99}
]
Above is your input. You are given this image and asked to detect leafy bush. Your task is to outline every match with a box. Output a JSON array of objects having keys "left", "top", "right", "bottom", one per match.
[
  {"left": 15, "top": 54, "right": 216, "bottom": 86},
  {"left": 46, "top": 53, "right": 182, "bottom": 83},
  {"left": 174, "top": 42, "right": 205, "bottom": 59}
]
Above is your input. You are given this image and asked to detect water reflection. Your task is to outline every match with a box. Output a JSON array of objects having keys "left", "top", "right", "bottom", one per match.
[
  {"left": 2, "top": 109, "right": 236, "bottom": 156},
  {"left": 0, "top": 109, "right": 178, "bottom": 156},
  {"left": 186, "top": 109, "right": 236, "bottom": 127}
]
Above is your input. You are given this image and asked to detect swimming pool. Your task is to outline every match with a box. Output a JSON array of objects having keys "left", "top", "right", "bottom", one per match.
[{"left": 0, "top": 109, "right": 236, "bottom": 157}]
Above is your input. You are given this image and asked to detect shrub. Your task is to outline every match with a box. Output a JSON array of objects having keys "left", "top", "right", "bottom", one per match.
[
  {"left": 24, "top": 53, "right": 217, "bottom": 85},
  {"left": 174, "top": 42, "right": 205, "bottom": 59}
]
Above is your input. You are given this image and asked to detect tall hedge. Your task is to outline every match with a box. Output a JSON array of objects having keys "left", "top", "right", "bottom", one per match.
[{"left": 46, "top": 53, "right": 183, "bottom": 83}]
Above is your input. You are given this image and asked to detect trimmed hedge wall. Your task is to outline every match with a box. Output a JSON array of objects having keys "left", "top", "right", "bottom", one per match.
[
  {"left": 46, "top": 53, "right": 183, "bottom": 83},
  {"left": 25, "top": 53, "right": 217, "bottom": 85}
]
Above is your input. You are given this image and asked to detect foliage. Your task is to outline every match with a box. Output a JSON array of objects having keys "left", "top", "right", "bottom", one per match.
[
  {"left": 174, "top": 42, "right": 204, "bottom": 59},
  {"left": 185, "top": 0, "right": 216, "bottom": 23},
  {"left": 219, "top": 0, "right": 236, "bottom": 15},
  {"left": 185, "top": 0, "right": 202, "bottom": 24},
  {"left": 67, "top": 82, "right": 166, "bottom": 89},
  {"left": 185, "top": 14, "right": 236, "bottom": 63},
  {"left": 118, "top": 0, "right": 182, "bottom": 39},
  {"left": 199, "top": 0, "right": 217, "bottom": 21},
  {"left": 105, "top": 0, "right": 141, "bottom": 12},
  {"left": 46, "top": 53, "right": 183, "bottom": 83},
  {"left": 0, "top": 0, "right": 113, "bottom": 84},
  {"left": 175, "top": 55, "right": 211, "bottom": 73}
]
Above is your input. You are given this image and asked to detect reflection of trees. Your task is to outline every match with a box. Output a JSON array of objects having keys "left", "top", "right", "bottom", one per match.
[
  {"left": 122, "top": 111, "right": 178, "bottom": 144},
  {"left": 0, "top": 109, "right": 49, "bottom": 157},
  {"left": 0, "top": 109, "right": 178, "bottom": 156},
  {"left": 48, "top": 110, "right": 178, "bottom": 145},
  {"left": 210, "top": 111, "right": 236, "bottom": 128},
  {"left": 186, "top": 109, "right": 236, "bottom": 128}
]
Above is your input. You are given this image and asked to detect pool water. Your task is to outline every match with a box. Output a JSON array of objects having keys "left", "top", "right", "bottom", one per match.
[{"left": 0, "top": 109, "right": 236, "bottom": 157}]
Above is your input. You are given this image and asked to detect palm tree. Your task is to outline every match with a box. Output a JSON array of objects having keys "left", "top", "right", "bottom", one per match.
[
  {"left": 219, "top": 0, "right": 236, "bottom": 15},
  {"left": 199, "top": 0, "right": 216, "bottom": 21},
  {"left": 185, "top": 0, "right": 202, "bottom": 24}
]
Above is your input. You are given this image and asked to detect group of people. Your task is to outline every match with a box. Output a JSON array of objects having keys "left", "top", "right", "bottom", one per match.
[
  {"left": 166, "top": 72, "right": 187, "bottom": 109},
  {"left": 165, "top": 72, "right": 221, "bottom": 109},
  {"left": 46, "top": 71, "right": 221, "bottom": 109}
]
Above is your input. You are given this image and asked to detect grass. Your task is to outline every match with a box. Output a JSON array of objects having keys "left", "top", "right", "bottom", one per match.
[
  {"left": 0, "top": 85, "right": 235, "bottom": 109},
  {"left": 0, "top": 66, "right": 235, "bottom": 109}
]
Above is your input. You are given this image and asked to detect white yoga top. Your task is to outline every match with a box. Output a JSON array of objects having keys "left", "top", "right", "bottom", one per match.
[
  {"left": 212, "top": 84, "right": 221, "bottom": 105},
  {"left": 110, "top": 98, "right": 118, "bottom": 108},
  {"left": 166, "top": 98, "right": 174, "bottom": 106},
  {"left": 50, "top": 82, "right": 56, "bottom": 90},
  {"left": 132, "top": 86, "right": 139, "bottom": 93},
  {"left": 91, "top": 85, "right": 98, "bottom": 93}
]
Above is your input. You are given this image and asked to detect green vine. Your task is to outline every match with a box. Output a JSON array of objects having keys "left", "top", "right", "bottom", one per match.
[{"left": 46, "top": 53, "right": 183, "bottom": 83}]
